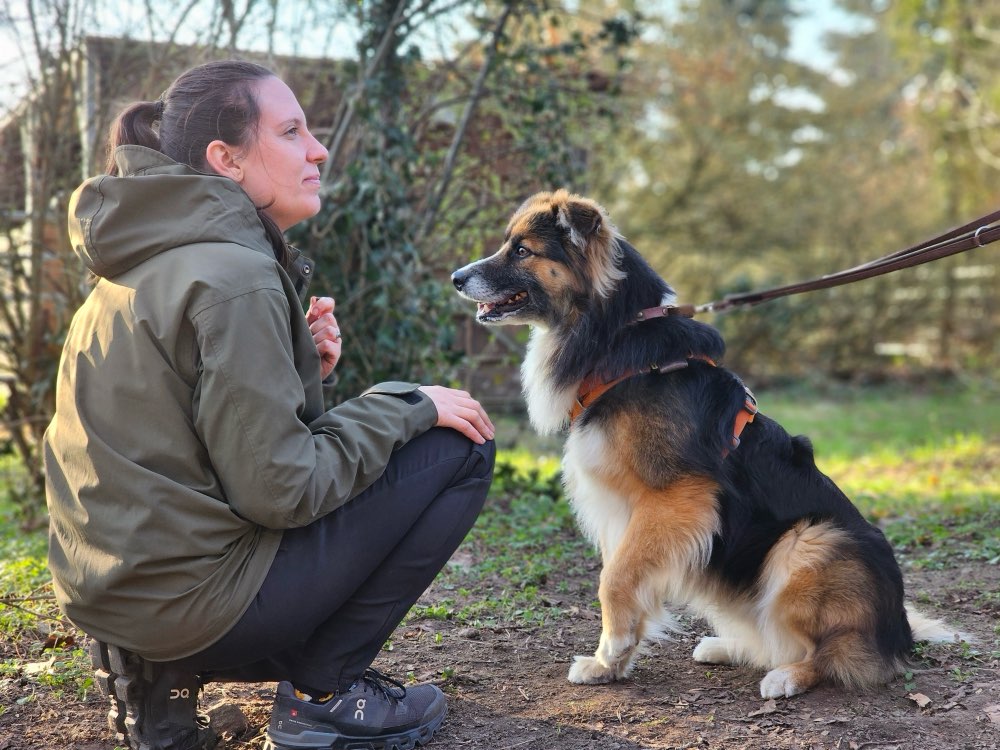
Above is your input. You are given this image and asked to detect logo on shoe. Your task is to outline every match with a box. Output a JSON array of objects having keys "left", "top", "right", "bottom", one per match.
[
  {"left": 169, "top": 688, "right": 191, "bottom": 700},
  {"left": 355, "top": 698, "right": 366, "bottom": 721}
]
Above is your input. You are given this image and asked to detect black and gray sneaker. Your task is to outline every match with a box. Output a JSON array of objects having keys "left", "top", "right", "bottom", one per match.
[
  {"left": 90, "top": 639, "right": 218, "bottom": 750},
  {"left": 264, "top": 669, "right": 447, "bottom": 750}
]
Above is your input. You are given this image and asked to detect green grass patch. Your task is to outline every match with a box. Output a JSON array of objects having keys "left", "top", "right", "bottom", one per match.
[
  {"left": 420, "top": 381, "right": 1000, "bottom": 629},
  {"left": 0, "top": 468, "right": 94, "bottom": 702},
  {"left": 0, "top": 501, "right": 54, "bottom": 636},
  {"left": 758, "top": 380, "right": 1000, "bottom": 459},
  {"left": 409, "top": 454, "right": 597, "bottom": 628},
  {"left": 759, "top": 382, "right": 999, "bottom": 570}
]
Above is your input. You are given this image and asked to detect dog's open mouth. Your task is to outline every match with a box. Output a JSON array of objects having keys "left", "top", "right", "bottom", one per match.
[{"left": 477, "top": 291, "right": 528, "bottom": 321}]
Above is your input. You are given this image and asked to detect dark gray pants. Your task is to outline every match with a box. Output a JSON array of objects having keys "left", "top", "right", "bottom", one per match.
[{"left": 171, "top": 428, "right": 495, "bottom": 693}]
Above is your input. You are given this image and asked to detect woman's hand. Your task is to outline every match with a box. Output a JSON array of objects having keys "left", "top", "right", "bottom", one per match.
[
  {"left": 418, "top": 386, "right": 495, "bottom": 445},
  {"left": 307, "top": 296, "right": 342, "bottom": 380}
]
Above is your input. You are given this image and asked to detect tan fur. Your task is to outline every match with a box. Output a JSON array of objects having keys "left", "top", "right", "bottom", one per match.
[
  {"left": 757, "top": 521, "right": 894, "bottom": 693},
  {"left": 568, "top": 472, "right": 721, "bottom": 684},
  {"left": 518, "top": 190, "right": 626, "bottom": 300}
]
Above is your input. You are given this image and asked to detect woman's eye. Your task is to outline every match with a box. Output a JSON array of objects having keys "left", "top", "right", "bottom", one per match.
[{"left": 285, "top": 127, "right": 299, "bottom": 137}]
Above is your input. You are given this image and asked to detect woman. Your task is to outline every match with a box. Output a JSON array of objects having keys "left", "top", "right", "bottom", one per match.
[{"left": 44, "top": 60, "right": 495, "bottom": 750}]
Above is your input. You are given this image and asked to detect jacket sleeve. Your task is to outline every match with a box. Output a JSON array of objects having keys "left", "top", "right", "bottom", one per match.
[{"left": 191, "top": 287, "right": 438, "bottom": 529}]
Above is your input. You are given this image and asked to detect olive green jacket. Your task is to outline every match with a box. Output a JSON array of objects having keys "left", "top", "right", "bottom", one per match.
[{"left": 43, "top": 146, "right": 438, "bottom": 660}]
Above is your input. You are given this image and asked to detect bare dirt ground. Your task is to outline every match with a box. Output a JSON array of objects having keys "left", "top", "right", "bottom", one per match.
[{"left": 2, "top": 556, "right": 998, "bottom": 750}]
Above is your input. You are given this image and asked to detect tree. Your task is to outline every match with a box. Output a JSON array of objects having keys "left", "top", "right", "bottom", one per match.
[
  {"left": 290, "top": 0, "right": 640, "bottom": 399},
  {"left": 0, "top": 0, "right": 639, "bottom": 518},
  {"left": 879, "top": 0, "right": 1000, "bottom": 368}
]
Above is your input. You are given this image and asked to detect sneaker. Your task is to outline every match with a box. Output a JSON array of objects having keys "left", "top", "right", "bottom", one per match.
[
  {"left": 90, "top": 640, "right": 218, "bottom": 750},
  {"left": 264, "top": 669, "right": 447, "bottom": 750}
]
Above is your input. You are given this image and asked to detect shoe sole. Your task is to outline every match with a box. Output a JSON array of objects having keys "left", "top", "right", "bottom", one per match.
[
  {"left": 90, "top": 639, "right": 132, "bottom": 745},
  {"left": 263, "top": 703, "right": 446, "bottom": 750},
  {"left": 89, "top": 639, "right": 218, "bottom": 750}
]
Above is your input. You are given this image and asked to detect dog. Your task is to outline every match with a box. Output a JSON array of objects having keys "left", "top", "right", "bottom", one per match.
[{"left": 451, "top": 189, "right": 964, "bottom": 698}]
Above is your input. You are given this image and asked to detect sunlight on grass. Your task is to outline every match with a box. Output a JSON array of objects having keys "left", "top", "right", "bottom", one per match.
[
  {"left": 750, "top": 384, "right": 999, "bottom": 569},
  {"left": 759, "top": 382, "right": 1000, "bottom": 458},
  {"left": 760, "top": 385, "right": 999, "bottom": 515}
]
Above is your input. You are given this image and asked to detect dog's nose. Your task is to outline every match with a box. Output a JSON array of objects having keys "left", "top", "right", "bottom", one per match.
[{"left": 451, "top": 270, "right": 466, "bottom": 292}]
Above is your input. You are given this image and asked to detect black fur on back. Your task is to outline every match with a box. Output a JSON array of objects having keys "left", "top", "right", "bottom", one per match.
[{"left": 713, "top": 415, "right": 913, "bottom": 656}]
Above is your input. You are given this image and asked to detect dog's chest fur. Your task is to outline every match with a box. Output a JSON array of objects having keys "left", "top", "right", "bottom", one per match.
[
  {"left": 521, "top": 328, "right": 578, "bottom": 434},
  {"left": 521, "top": 328, "right": 632, "bottom": 558}
]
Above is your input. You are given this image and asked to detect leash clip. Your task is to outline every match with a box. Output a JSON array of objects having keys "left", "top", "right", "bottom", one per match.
[{"left": 973, "top": 224, "right": 994, "bottom": 247}]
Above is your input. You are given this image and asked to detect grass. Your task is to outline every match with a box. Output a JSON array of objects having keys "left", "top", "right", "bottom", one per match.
[
  {"left": 407, "top": 456, "right": 594, "bottom": 628},
  {"left": 422, "top": 379, "right": 1000, "bottom": 627},
  {"left": 2, "top": 380, "right": 998, "bottom": 700},
  {"left": 0, "top": 452, "right": 97, "bottom": 705},
  {"left": 758, "top": 381, "right": 1000, "bottom": 569}
]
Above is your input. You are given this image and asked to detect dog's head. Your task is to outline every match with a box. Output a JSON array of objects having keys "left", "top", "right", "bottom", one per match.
[{"left": 452, "top": 190, "right": 625, "bottom": 328}]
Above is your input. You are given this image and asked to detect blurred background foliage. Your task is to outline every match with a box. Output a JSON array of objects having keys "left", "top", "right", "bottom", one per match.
[{"left": 2, "top": 0, "right": 999, "bottom": 521}]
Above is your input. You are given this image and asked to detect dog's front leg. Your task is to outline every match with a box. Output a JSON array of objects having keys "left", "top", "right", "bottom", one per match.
[
  {"left": 568, "top": 476, "right": 720, "bottom": 685},
  {"left": 568, "top": 546, "right": 646, "bottom": 684}
]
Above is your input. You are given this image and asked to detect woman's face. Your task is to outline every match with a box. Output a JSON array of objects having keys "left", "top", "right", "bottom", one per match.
[{"left": 236, "top": 76, "right": 328, "bottom": 231}]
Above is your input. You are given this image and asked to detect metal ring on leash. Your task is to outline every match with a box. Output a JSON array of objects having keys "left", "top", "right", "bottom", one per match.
[{"left": 973, "top": 224, "right": 990, "bottom": 247}]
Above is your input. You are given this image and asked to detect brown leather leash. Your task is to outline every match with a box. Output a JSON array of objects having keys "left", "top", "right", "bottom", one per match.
[
  {"left": 665, "top": 208, "right": 1000, "bottom": 316},
  {"left": 567, "top": 210, "right": 999, "bottom": 438}
]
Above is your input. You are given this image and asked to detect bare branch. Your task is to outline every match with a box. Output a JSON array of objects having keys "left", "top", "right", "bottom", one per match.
[
  {"left": 321, "top": 0, "right": 413, "bottom": 181},
  {"left": 417, "top": 2, "right": 513, "bottom": 241}
]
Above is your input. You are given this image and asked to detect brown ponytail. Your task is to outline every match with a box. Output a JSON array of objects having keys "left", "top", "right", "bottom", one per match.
[
  {"left": 103, "top": 61, "right": 292, "bottom": 268},
  {"left": 105, "top": 101, "right": 163, "bottom": 175}
]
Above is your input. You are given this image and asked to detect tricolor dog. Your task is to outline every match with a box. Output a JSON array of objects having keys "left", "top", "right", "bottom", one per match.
[{"left": 452, "top": 189, "right": 963, "bottom": 698}]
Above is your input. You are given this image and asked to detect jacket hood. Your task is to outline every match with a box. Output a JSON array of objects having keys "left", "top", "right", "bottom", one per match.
[{"left": 68, "top": 145, "right": 273, "bottom": 278}]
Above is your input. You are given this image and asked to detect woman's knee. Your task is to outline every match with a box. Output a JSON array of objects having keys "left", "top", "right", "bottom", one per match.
[{"left": 470, "top": 437, "right": 496, "bottom": 481}]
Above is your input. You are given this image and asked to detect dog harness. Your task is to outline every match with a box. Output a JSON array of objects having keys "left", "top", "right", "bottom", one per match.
[{"left": 569, "top": 305, "right": 759, "bottom": 454}]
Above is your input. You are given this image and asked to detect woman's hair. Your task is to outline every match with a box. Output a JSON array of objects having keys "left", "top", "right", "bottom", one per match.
[{"left": 105, "top": 60, "right": 291, "bottom": 266}]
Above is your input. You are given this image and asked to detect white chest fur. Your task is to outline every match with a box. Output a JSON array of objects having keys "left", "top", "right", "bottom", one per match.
[
  {"left": 562, "top": 425, "right": 631, "bottom": 560},
  {"left": 520, "top": 328, "right": 578, "bottom": 435}
]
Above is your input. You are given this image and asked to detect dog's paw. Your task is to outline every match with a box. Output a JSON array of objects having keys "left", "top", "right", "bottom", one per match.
[
  {"left": 567, "top": 655, "right": 618, "bottom": 685},
  {"left": 692, "top": 637, "right": 734, "bottom": 665},
  {"left": 596, "top": 632, "right": 637, "bottom": 666},
  {"left": 759, "top": 666, "right": 806, "bottom": 699}
]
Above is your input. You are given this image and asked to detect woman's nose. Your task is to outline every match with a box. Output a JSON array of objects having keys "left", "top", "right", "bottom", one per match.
[{"left": 309, "top": 134, "right": 328, "bottom": 163}]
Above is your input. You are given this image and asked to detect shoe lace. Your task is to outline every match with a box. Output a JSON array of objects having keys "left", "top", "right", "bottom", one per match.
[{"left": 359, "top": 668, "right": 407, "bottom": 702}]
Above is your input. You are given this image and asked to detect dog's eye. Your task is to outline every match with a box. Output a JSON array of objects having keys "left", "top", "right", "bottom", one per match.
[{"left": 515, "top": 245, "right": 533, "bottom": 258}]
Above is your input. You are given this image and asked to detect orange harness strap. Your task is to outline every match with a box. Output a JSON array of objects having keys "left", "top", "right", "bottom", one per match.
[{"left": 569, "top": 356, "right": 758, "bottom": 455}]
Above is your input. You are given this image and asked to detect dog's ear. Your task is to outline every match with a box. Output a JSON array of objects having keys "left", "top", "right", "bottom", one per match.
[
  {"left": 549, "top": 190, "right": 625, "bottom": 299},
  {"left": 554, "top": 198, "right": 603, "bottom": 252}
]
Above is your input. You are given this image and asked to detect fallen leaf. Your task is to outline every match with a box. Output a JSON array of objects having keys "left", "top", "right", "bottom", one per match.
[
  {"left": 23, "top": 658, "right": 54, "bottom": 676},
  {"left": 907, "top": 692, "right": 932, "bottom": 709},
  {"left": 748, "top": 698, "right": 778, "bottom": 717},
  {"left": 42, "top": 633, "right": 76, "bottom": 650},
  {"left": 984, "top": 704, "right": 1000, "bottom": 724}
]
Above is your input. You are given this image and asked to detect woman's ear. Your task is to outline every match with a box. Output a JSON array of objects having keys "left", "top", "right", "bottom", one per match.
[{"left": 205, "top": 140, "right": 243, "bottom": 181}]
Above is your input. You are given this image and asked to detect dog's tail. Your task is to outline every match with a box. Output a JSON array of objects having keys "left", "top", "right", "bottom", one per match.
[{"left": 906, "top": 605, "right": 973, "bottom": 644}]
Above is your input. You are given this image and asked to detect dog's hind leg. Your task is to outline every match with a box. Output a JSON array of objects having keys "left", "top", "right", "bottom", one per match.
[
  {"left": 760, "top": 631, "right": 886, "bottom": 698},
  {"left": 568, "top": 475, "right": 720, "bottom": 685},
  {"left": 692, "top": 637, "right": 740, "bottom": 665},
  {"left": 756, "top": 520, "right": 899, "bottom": 697},
  {"left": 760, "top": 657, "right": 821, "bottom": 698}
]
